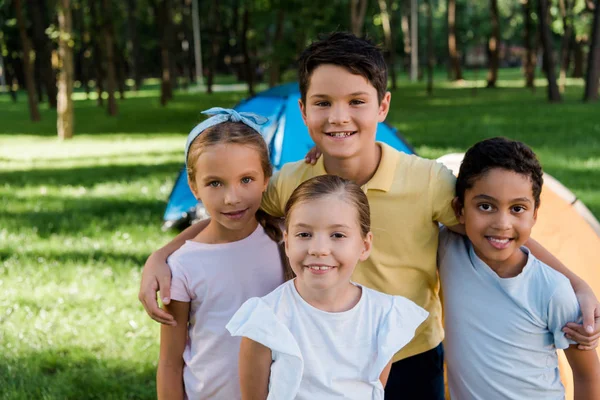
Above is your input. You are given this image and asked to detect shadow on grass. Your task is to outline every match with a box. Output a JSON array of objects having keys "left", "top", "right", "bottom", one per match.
[
  {"left": 2, "top": 161, "right": 182, "bottom": 187},
  {"left": 0, "top": 91, "right": 245, "bottom": 137},
  {"left": 2, "top": 195, "right": 167, "bottom": 237},
  {"left": 1, "top": 348, "right": 156, "bottom": 400},
  {"left": 0, "top": 247, "right": 149, "bottom": 271}
]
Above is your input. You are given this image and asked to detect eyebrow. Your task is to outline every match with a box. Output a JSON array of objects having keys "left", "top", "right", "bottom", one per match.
[
  {"left": 202, "top": 170, "right": 260, "bottom": 181},
  {"left": 309, "top": 91, "right": 370, "bottom": 99},
  {"left": 472, "top": 194, "right": 532, "bottom": 203},
  {"left": 292, "top": 223, "right": 352, "bottom": 229}
]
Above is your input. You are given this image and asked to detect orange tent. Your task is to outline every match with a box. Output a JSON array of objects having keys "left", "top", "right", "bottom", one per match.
[{"left": 438, "top": 153, "right": 600, "bottom": 400}]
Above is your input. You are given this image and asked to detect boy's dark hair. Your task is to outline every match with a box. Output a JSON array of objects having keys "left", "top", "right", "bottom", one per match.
[
  {"left": 456, "top": 137, "right": 544, "bottom": 209},
  {"left": 297, "top": 32, "right": 388, "bottom": 104}
]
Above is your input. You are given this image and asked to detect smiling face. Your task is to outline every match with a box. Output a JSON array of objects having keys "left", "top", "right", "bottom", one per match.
[
  {"left": 284, "top": 193, "right": 372, "bottom": 292},
  {"left": 190, "top": 143, "right": 268, "bottom": 241},
  {"left": 298, "top": 64, "right": 390, "bottom": 161},
  {"left": 459, "top": 168, "right": 538, "bottom": 274}
]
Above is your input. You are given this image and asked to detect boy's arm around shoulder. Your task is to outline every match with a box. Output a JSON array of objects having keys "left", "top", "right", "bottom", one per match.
[
  {"left": 564, "top": 346, "right": 600, "bottom": 400},
  {"left": 139, "top": 218, "right": 210, "bottom": 325},
  {"left": 239, "top": 337, "right": 271, "bottom": 400},
  {"left": 526, "top": 238, "right": 600, "bottom": 348},
  {"left": 157, "top": 300, "right": 190, "bottom": 400}
]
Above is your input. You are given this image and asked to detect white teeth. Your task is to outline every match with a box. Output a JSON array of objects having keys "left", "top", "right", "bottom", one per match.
[
  {"left": 328, "top": 132, "right": 353, "bottom": 137},
  {"left": 489, "top": 237, "right": 509, "bottom": 244},
  {"left": 308, "top": 266, "right": 332, "bottom": 270}
]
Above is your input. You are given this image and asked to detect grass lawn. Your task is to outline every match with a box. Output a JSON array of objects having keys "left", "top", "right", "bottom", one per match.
[{"left": 1, "top": 70, "right": 599, "bottom": 398}]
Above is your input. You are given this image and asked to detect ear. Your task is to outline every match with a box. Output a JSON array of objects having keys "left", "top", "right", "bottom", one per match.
[
  {"left": 377, "top": 91, "right": 391, "bottom": 122},
  {"left": 188, "top": 176, "right": 200, "bottom": 200},
  {"left": 451, "top": 197, "right": 465, "bottom": 224},
  {"left": 298, "top": 99, "right": 308, "bottom": 125},
  {"left": 283, "top": 230, "right": 290, "bottom": 257},
  {"left": 359, "top": 231, "right": 373, "bottom": 261},
  {"left": 532, "top": 207, "right": 538, "bottom": 223}
]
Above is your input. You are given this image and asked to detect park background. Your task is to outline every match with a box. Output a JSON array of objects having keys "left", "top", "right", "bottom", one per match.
[{"left": 1, "top": 0, "right": 599, "bottom": 398}]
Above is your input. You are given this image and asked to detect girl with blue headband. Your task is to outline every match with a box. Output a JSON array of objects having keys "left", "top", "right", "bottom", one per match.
[{"left": 156, "top": 108, "right": 290, "bottom": 399}]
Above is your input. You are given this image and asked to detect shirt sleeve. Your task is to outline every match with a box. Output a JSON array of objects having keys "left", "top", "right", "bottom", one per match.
[
  {"left": 260, "top": 171, "right": 285, "bottom": 218},
  {"left": 547, "top": 277, "right": 581, "bottom": 349},
  {"left": 168, "top": 255, "right": 193, "bottom": 302},
  {"left": 430, "top": 161, "right": 458, "bottom": 227},
  {"left": 226, "top": 297, "right": 304, "bottom": 400},
  {"left": 373, "top": 296, "right": 429, "bottom": 377}
]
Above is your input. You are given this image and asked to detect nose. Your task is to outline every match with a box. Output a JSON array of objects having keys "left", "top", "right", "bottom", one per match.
[
  {"left": 308, "top": 235, "right": 330, "bottom": 257},
  {"left": 223, "top": 185, "right": 241, "bottom": 206},
  {"left": 491, "top": 211, "right": 511, "bottom": 231},
  {"left": 328, "top": 103, "right": 350, "bottom": 125}
]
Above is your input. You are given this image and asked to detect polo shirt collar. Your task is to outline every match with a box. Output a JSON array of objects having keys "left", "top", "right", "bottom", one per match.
[{"left": 313, "top": 142, "right": 399, "bottom": 192}]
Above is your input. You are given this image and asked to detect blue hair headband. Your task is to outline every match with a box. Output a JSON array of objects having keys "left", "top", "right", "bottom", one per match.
[{"left": 185, "top": 107, "right": 269, "bottom": 168}]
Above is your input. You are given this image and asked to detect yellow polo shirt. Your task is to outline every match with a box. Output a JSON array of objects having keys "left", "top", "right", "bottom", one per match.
[{"left": 261, "top": 142, "right": 458, "bottom": 362}]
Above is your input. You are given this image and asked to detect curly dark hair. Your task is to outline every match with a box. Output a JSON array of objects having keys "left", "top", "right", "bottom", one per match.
[
  {"left": 456, "top": 137, "right": 544, "bottom": 209},
  {"left": 297, "top": 32, "right": 388, "bottom": 104}
]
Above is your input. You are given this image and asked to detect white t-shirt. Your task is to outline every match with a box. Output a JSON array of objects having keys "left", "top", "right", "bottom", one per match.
[
  {"left": 438, "top": 227, "right": 580, "bottom": 400},
  {"left": 226, "top": 279, "right": 428, "bottom": 400},
  {"left": 168, "top": 224, "right": 284, "bottom": 400}
]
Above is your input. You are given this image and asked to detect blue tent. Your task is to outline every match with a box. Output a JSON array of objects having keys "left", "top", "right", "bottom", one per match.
[{"left": 163, "top": 83, "right": 415, "bottom": 229}]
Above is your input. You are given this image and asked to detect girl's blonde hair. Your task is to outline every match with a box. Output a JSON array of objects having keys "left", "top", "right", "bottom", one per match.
[{"left": 284, "top": 175, "right": 371, "bottom": 238}]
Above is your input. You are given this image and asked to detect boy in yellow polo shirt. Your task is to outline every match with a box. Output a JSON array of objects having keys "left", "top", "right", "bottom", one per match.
[{"left": 140, "top": 33, "right": 600, "bottom": 399}]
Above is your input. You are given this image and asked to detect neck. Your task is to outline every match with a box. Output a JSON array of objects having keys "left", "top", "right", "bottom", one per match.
[
  {"left": 322, "top": 144, "right": 382, "bottom": 186},
  {"left": 293, "top": 279, "right": 361, "bottom": 313},
  {"left": 481, "top": 248, "right": 528, "bottom": 278},
  {"left": 194, "top": 218, "right": 259, "bottom": 244}
]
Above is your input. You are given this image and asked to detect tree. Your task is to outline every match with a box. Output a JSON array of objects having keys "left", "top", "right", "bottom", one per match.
[
  {"left": 584, "top": 0, "right": 600, "bottom": 101},
  {"left": 207, "top": 0, "right": 222, "bottom": 93},
  {"left": 410, "top": 0, "right": 418, "bottom": 81},
  {"left": 558, "top": 0, "right": 574, "bottom": 93},
  {"left": 425, "top": 0, "right": 434, "bottom": 94},
  {"left": 447, "top": 0, "right": 462, "bottom": 80},
  {"left": 487, "top": 0, "right": 500, "bottom": 88},
  {"left": 14, "top": 0, "right": 41, "bottom": 121},
  {"left": 90, "top": 0, "right": 105, "bottom": 107},
  {"left": 57, "top": 0, "right": 74, "bottom": 139},
  {"left": 268, "top": 7, "right": 285, "bottom": 88},
  {"left": 126, "top": 0, "right": 142, "bottom": 90},
  {"left": 400, "top": 0, "right": 411, "bottom": 72},
  {"left": 27, "top": 0, "right": 57, "bottom": 108},
  {"left": 538, "top": 0, "right": 562, "bottom": 102},
  {"left": 102, "top": 0, "right": 118, "bottom": 115},
  {"left": 153, "top": 0, "right": 174, "bottom": 106},
  {"left": 350, "top": 0, "right": 368, "bottom": 37},
  {"left": 240, "top": 4, "right": 254, "bottom": 96},
  {"left": 377, "top": 0, "right": 398, "bottom": 89},
  {"left": 522, "top": 0, "right": 536, "bottom": 90}
]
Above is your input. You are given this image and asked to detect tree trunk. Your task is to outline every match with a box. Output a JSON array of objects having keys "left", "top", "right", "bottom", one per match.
[
  {"left": 116, "top": 44, "right": 127, "bottom": 99},
  {"left": 90, "top": 0, "right": 104, "bottom": 106},
  {"left": 447, "top": 0, "right": 462, "bottom": 80},
  {"left": 558, "top": 0, "right": 573, "bottom": 93},
  {"left": 28, "top": 0, "right": 57, "bottom": 108},
  {"left": 584, "top": 0, "right": 600, "bottom": 101},
  {"left": 572, "top": 39, "right": 585, "bottom": 78},
  {"left": 14, "top": 0, "right": 41, "bottom": 121},
  {"left": 538, "top": 0, "right": 562, "bottom": 102},
  {"left": 487, "top": 0, "right": 500, "bottom": 88},
  {"left": 269, "top": 8, "right": 285, "bottom": 88},
  {"left": 126, "top": 0, "right": 142, "bottom": 90},
  {"left": 241, "top": 6, "right": 254, "bottom": 96},
  {"left": 410, "top": 0, "right": 418, "bottom": 81},
  {"left": 156, "top": 0, "right": 174, "bottom": 106},
  {"left": 378, "top": 0, "right": 397, "bottom": 89},
  {"left": 425, "top": 0, "right": 434, "bottom": 94},
  {"left": 57, "top": 0, "right": 74, "bottom": 140},
  {"left": 401, "top": 0, "right": 411, "bottom": 72},
  {"left": 207, "top": 0, "right": 222, "bottom": 93},
  {"left": 73, "top": 1, "right": 90, "bottom": 99},
  {"left": 350, "top": 0, "right": 368, "bottom": 37},
  {"left": 523, "top": 0, "right": 536, "bottom": 89},
  {"left": 102, "top": 0, "right": 118, "bottom": 115}
]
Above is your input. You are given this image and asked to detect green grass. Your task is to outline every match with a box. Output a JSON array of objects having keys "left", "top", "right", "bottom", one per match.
[{"left": 1, "top": 71, "right": 599, "bottom": 398}]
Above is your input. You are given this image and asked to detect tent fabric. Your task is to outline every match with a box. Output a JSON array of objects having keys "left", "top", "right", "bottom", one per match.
[
  {"left": 163, "top": 83, "right": 414, "bottom": 226},
  {"left": 437, "top": 153, "right": 600, "bottom": 400}
]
